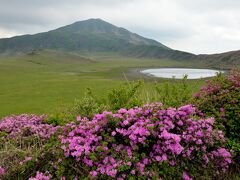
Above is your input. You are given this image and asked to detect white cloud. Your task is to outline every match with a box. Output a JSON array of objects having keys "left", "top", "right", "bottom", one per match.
[
  {"left": 0, "top": 28, "right": 20, "bottom": 38},
  {"left": 0, "top": 0, "right": 240, "bottom": 54}
]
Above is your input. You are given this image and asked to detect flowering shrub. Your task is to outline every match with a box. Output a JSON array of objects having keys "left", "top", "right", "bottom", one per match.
[
  {"left": 61, "top": 102, "right": 231, "bottom": 179},
  {"left": 193, "top": 69, "right": 240, "bottom": 159},
  {"left": 0, "top": 101, "right": 234, "bottom": 179},
  {"left": 194, "top": 70, "right": 240, "bottom": 139},
  {"left": 0, "top": 114, "right": 60, "bottom": 179},
  {"left": 0, "top": 114, "right": 59, "bottom": 139}
]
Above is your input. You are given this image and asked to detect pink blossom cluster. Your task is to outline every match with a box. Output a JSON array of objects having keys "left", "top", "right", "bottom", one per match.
[
  {"left": 194, "top": 79, "right": 222, "bottom": 98},
  {"left": 60, "top": 102, "right": 231, "bottom": 179},
  {"left": 182, "top": 171, "right": 192, "bottom": 180},
  {"left": 227, "top": 69, "right": 240, "bottom": 87},
  {"left": 0, "top": 114, "right": 59, "bottom": 139},
  {"left": 194, "top": 70, "right": 239, "bottom": 98},
  {"left": 208, "top": 148, "right": 232, "bottom": 173},
  {"left": 29, "top": 171, "right": 51, "bottom": 180}
]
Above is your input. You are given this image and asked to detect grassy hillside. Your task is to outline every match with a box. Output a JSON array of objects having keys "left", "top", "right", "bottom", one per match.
[
  {"left": 0, "top": 50, "right": 206, "bottom": 117},
  {"left": 0, "top": 19, "right": 169, "bottom": 55},
  {"left": 197, "top": 50, "right": 240, "bottom": 69}
]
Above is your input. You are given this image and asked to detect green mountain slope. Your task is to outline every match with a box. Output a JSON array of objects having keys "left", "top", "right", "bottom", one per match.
[
  {"left": 0, "top": 19, "right": 170, "bottom": 55},
  {"left": 196, "top": 50, "right": 240, "bottom": 69}
]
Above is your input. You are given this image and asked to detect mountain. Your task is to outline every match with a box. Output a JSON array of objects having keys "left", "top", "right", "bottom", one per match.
[
  {"left": 0, "top": 18, "right": 196, "bottom": 60},
  {"left": 0, "top": 18, "right": 169, "bottom": 54},
  {"left": 196, "top": 50, "right": 240, "bottom": 69},
  {"left": 0, "top": 18, "right": 239, "bottom": 69}
]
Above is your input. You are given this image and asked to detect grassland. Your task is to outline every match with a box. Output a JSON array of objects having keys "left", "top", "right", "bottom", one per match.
[{"left": 0, "top": 50, "right": 206, "bottom": 118}]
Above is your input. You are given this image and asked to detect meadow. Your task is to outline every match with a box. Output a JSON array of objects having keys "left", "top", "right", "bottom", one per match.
[{"left": 0, "top": 50, "right": 205, "bottom": 118}]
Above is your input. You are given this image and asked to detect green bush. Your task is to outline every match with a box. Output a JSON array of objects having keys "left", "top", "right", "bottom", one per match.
[
  {"left": 107, "top": 80, "right": 143, "bottom": 110},
  {"left": 66, "top": 78, "right": 196, "bottom": 120},
  {"left": 66, "top": 81, "right": 143, "bottom": 119},
  {"left": 66, "top": 88, "right": 108, "bottom": 119},
  {"left": 154, "top": 75, "right": 193, "bottom": 108},
  {"left": 44, "top": 113, "right": 73, "bottom": 126}
]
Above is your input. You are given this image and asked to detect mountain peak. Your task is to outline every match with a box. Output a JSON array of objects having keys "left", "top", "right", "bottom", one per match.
[
  {"left": 73, "top": 18, "right": 109, "bottom": 25},
  {"left": 55, "top": 18, "right": 122, "bottom": 36},
  {"left": 55, "top": 18, "right": 169, "bottom": 48},
  {"left": 83, "top": 18, "right": 106, "bottom": 22}
]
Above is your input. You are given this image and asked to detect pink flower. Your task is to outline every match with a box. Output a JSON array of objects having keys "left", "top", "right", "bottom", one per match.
[
  {"left": 126, "top": 161, "right": 132, "bottom": 166},
  {"left": 111, "top": 131, "right": 116, "bottom": 136},
  {"left": 0, "top": 166, "right": 5, "bottom": 176},
  {"left": 177, "top": 120, "right": 183, "bottom": 126},
  {"left": 29, "top": 171, "right": 51, "bottom": 180},
  {"left": 90, "top": 171, "right": 98, "bottom": 177},
  {"left": 196, "top": 139, "right": 203, "bottom": 145},
  {"left": 20, "top": 156, "right": 32, "bottom": 165},
  {"left": 155, "top": 156, "right": 161, "bottom": 161},
  {"left": 169, "top": 160, "right": 175, "bottom": 166},
  {"left": 123, "top": 120, "right": 129, "bottom": 125},
  {"left": 76, "top": 116, "right": 81, "bottom": 121},
  {"left": 220, "top": 108, "right": 225, "bottom": 112},
  {"left": 182, "top": 171, "right": 192, "bottom": 180},
  {"left": 129, "top": 134, "right": 137, "bottom": 141}
]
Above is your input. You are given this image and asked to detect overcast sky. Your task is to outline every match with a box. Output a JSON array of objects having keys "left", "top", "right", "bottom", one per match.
[{"left": 1, "top": 0, "right": 240, "bottom": 54}]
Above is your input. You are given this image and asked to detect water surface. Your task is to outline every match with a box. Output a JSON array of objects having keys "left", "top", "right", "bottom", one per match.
[{"left": 141, "top": 68, "right": 224, "bottom": 79}]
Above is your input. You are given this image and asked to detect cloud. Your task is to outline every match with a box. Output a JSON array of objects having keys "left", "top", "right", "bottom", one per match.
[
  {"left": 0, "top": 27, "right": 19, "bottom": 38},
  {"left": 0, "top": 0, "right": 240, "bottom": 54}
]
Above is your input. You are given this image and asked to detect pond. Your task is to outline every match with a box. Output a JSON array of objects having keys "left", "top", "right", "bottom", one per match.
[{"left": 141, "top": 68, "right": 224, "bottom": 79}]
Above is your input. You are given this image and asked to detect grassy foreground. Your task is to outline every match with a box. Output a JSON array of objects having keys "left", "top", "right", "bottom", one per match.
[{"left": 0, "top": 50, "right": 205, "bottom": 118}]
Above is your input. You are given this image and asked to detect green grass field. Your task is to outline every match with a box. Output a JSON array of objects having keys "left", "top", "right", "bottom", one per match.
[{"left": 0, "top": 50, "right": 206, "bottom": 118}]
